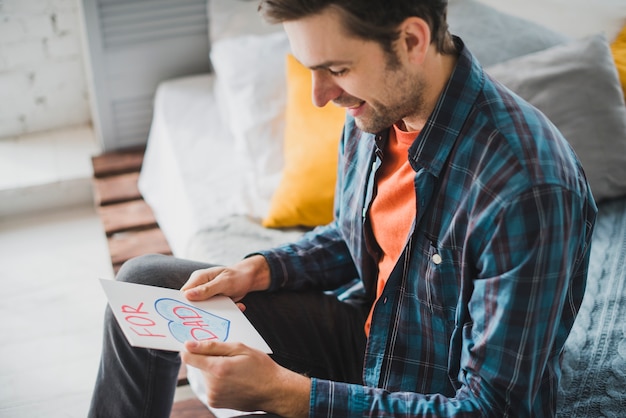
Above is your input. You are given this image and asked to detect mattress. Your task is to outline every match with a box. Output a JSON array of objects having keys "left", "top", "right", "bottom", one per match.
[{"left": 138, "top": 74, "right": 251, "bottom": 258}]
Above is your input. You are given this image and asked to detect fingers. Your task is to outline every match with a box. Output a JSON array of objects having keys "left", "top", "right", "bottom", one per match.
[
  {"left": 181, "top": 259, "right": 263, "bottom": 302},
  {"left": 184, "top": 279, "right": 225, "bottom": 301},
  {"left": 180, "top": 267, "right": 221, "bottom": 292},
  {"left": 181, "top": 267, "right": 228, "bottom": 301},
  {"left": 181, "top": 341, "right": 248, "bottom": 375},
  {"left": 184, "top": 340, "right": 242, "bottom": 356},
  {"left": 180, "top": 341, "right": 274, "bottom": 412}
]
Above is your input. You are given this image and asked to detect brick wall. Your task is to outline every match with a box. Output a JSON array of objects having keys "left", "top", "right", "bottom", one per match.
[{"left": 0, "top": 0, "right": 91, "bottom": 139}]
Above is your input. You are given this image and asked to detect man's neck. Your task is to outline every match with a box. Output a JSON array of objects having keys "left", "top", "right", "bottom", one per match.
[{"left": 401, "top": 51, "right": 459, "bottom": 132}]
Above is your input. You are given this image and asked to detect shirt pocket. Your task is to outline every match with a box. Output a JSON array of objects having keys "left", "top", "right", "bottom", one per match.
[{"left": 416, "top": 242, "right": 462, "bottom": 323}]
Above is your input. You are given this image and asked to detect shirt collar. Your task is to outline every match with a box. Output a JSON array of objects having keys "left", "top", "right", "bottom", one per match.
[{"left": 407, "top": 36, "right": 485, "bottom": 177}]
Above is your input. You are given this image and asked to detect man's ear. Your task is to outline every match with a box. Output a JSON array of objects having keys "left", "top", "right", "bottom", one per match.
[{"left": 397, "top": 17, "right": 431, "bottom": 64}]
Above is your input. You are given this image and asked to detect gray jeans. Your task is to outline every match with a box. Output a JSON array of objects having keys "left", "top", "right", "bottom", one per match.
[{"left": 88, "top": 254, "right": 367, "bottom": 417}]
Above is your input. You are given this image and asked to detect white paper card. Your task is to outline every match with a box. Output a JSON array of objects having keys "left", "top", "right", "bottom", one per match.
[{"left": 99, "top": 279, "right": 272, "bottom": 353}]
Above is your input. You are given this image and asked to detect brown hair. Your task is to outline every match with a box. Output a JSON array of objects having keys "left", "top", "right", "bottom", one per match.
[{"left": 258, "top": 0, "right": 456, "bottom": 56}]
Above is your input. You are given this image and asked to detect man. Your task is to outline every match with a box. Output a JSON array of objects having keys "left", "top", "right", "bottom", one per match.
[{"left": 89, "top": 0, "right": 597, "bottom": 416}]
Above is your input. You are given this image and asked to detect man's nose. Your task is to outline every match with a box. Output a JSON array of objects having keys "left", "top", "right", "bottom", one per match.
[{"left": 311, "top": 71, "right": 342, "bottom": 108}]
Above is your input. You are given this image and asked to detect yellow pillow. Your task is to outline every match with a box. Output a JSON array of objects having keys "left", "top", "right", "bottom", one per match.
[
  {"left": 262, "top": 54, "right": 346, "bottom": 228},
  {"left": 611, "top": 24, "right": 626, "bottom": 98}
]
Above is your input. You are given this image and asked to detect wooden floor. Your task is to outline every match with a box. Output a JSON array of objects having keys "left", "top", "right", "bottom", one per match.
[{"left": 91, "top": 147, "right": 214, "bottom": 417}]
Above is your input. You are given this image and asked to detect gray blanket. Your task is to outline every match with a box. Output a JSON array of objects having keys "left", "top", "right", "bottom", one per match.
[{"left": 559, "top": 197, "right": 626, "bottom": 416}]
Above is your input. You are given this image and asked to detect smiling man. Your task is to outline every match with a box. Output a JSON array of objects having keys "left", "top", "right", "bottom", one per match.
[
  {"left": 88, "top": 1, "right": 597, "bottom": 417},
  {"left": 285, "top": 4, "right": 455, "bottom": 135}
]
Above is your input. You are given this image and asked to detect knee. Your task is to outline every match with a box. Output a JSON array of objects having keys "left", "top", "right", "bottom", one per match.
[{"left": 115, "top": 254, "right": 171, "bottom": 286}]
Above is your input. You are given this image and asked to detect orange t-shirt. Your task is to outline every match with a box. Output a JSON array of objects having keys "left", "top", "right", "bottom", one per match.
[{"left": 365, "top": 124, "right": 419, "bottom": 335}]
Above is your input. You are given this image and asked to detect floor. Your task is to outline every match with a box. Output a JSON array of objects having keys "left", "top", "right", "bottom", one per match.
[
  {"left": 0, "top": 125, "right": 111, "bottom": 417},
  {"left": 0, "top": 205, "right": 112, "bottom": 417},
  {"left": 0, "top": 125, "right": 195, "bottom": 417}
]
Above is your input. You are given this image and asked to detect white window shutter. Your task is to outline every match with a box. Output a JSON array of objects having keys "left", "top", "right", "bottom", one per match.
[{"left": 80, "top": 0, "right": 210, "bottom": 151}]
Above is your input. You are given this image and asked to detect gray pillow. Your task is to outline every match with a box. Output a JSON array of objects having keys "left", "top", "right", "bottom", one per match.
[
  {"left": 447, "top": 0, "right": 569, "bottom": 67},
  {"left": 487, "top": 35, "right": 626, "bottom": 202}
]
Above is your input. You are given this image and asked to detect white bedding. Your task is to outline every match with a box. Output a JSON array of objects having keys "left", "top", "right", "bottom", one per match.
[
  {"left": 138, "top": 74, "right": 251, "bottom": 257},
  {"left": 138, "top": 0, "right": 289, "bottom": 259}
]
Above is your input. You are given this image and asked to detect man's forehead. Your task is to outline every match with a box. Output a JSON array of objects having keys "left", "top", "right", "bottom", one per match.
[{"left": 283, "top": 13, "right": 371, "bottom": 69}]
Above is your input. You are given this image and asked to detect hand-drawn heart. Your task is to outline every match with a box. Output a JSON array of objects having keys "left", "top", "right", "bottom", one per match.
[{"left": 154, "top": 298, "right": 230, "bottom": 344}]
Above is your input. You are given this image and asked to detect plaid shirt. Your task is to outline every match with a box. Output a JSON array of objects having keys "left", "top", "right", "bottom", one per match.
[{"left": 260, "top": 38, "right": 597, "bottom": 417}]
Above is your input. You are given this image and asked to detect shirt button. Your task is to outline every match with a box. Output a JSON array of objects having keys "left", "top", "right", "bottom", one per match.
[{"left": 432, "top": 253, "right": 442, "bottom": 265}]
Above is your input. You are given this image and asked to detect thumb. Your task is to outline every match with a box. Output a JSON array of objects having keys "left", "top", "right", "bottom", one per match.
[{"left": 184, "top": 340, "right": 241, "bottom": 356}]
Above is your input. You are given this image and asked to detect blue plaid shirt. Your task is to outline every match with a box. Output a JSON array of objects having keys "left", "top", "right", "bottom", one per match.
[{"left": 260, "top": 39, "right": 597, "bottom": 417}]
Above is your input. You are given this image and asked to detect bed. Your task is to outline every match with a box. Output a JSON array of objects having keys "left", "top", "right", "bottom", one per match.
[{"left": 137, "top": 0, "right": 626, "bottom": 415}]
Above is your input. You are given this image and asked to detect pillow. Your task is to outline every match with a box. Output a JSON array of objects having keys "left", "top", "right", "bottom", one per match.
[
  {"left": 448, "top": 0, "right": 569, "bottom": 67},
  {"left": 611, "top": 25, "right": 626, "bottom": 98},
  {"left": 476, "top": 0, "right": 626, "bottom": 42},
  {"left": 487, "top": 35, "right": 626, "bottom": 202},
  {"left": 262, "top": 55, "right": 346, "bottom": 228},
  {"left": 209, "top": 31, "right": 291, "bottom": 219}
]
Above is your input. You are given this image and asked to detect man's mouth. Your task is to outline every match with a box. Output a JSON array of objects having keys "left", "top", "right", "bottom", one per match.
[
  {"left": 333, "top": 96, "right": 365, "bottom": 108},
  {"left": 347, "top": 101, "right": 365, "bottom": 109},
  {"left": 342, "top": 100, "right": 366, "bottom": 117}
]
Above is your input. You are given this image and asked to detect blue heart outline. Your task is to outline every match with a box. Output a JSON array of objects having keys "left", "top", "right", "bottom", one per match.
[{"left": 154, "top": 298, "right": 231, "bottom": 344}]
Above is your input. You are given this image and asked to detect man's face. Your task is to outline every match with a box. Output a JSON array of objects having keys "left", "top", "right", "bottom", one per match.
[{"left": 284, "top": 7, "right": 427, "bottom": 133}]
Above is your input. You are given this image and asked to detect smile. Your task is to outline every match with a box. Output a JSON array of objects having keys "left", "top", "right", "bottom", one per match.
[
  {"left": 347, "top": 101, "right": 365, "bottom": 109},
  {"left": 345, "top": 101, "right": 366, "bottom": 117}
]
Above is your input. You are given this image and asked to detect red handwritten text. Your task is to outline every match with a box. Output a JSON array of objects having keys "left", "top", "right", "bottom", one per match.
[
  {"left": 172, "top": 306, "right": 219, "bottom": 341},
  {"left": 121, "top": 303, "right": 166, "bottom": 338}
]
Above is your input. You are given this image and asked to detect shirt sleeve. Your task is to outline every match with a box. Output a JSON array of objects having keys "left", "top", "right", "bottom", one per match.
[
  {"left": 309, "top": 184, "right": 595, "bottom": 417},
  {"left": 255, "top": 221, "right": 360, "bottom": 292}
]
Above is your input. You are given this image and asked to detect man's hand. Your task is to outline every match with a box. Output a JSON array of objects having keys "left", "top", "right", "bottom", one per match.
[
  {"left": 182, "top": 340, "right": 311, "bottom": 417},
  {"left": 181, "top": 255, "right": 271, "bottom": 303}
]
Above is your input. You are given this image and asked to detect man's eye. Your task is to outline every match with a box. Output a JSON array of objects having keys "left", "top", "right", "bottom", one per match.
[{"left": 329, "top": 68, "right": 347, "bottom": 76}]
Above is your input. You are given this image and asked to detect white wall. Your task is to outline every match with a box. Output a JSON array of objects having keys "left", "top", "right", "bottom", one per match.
[{"left": 0, "top": 0, "right": 91, "bottom": 139}]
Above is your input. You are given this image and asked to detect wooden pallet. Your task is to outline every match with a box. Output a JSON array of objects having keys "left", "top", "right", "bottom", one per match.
[
  {"left": 91, "top": 147, "right": 215, "bottom": 417},
  {"left": 170, "top": 398, "right": 215, "bottom": 418},
  {"left": 91, "top": 146, "right": 172, "bottom": 273}
]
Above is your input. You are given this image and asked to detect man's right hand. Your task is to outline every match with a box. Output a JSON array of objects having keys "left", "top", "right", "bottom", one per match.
[{"left": 181, "top": 255, "right": 271, "bottom": 303}]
